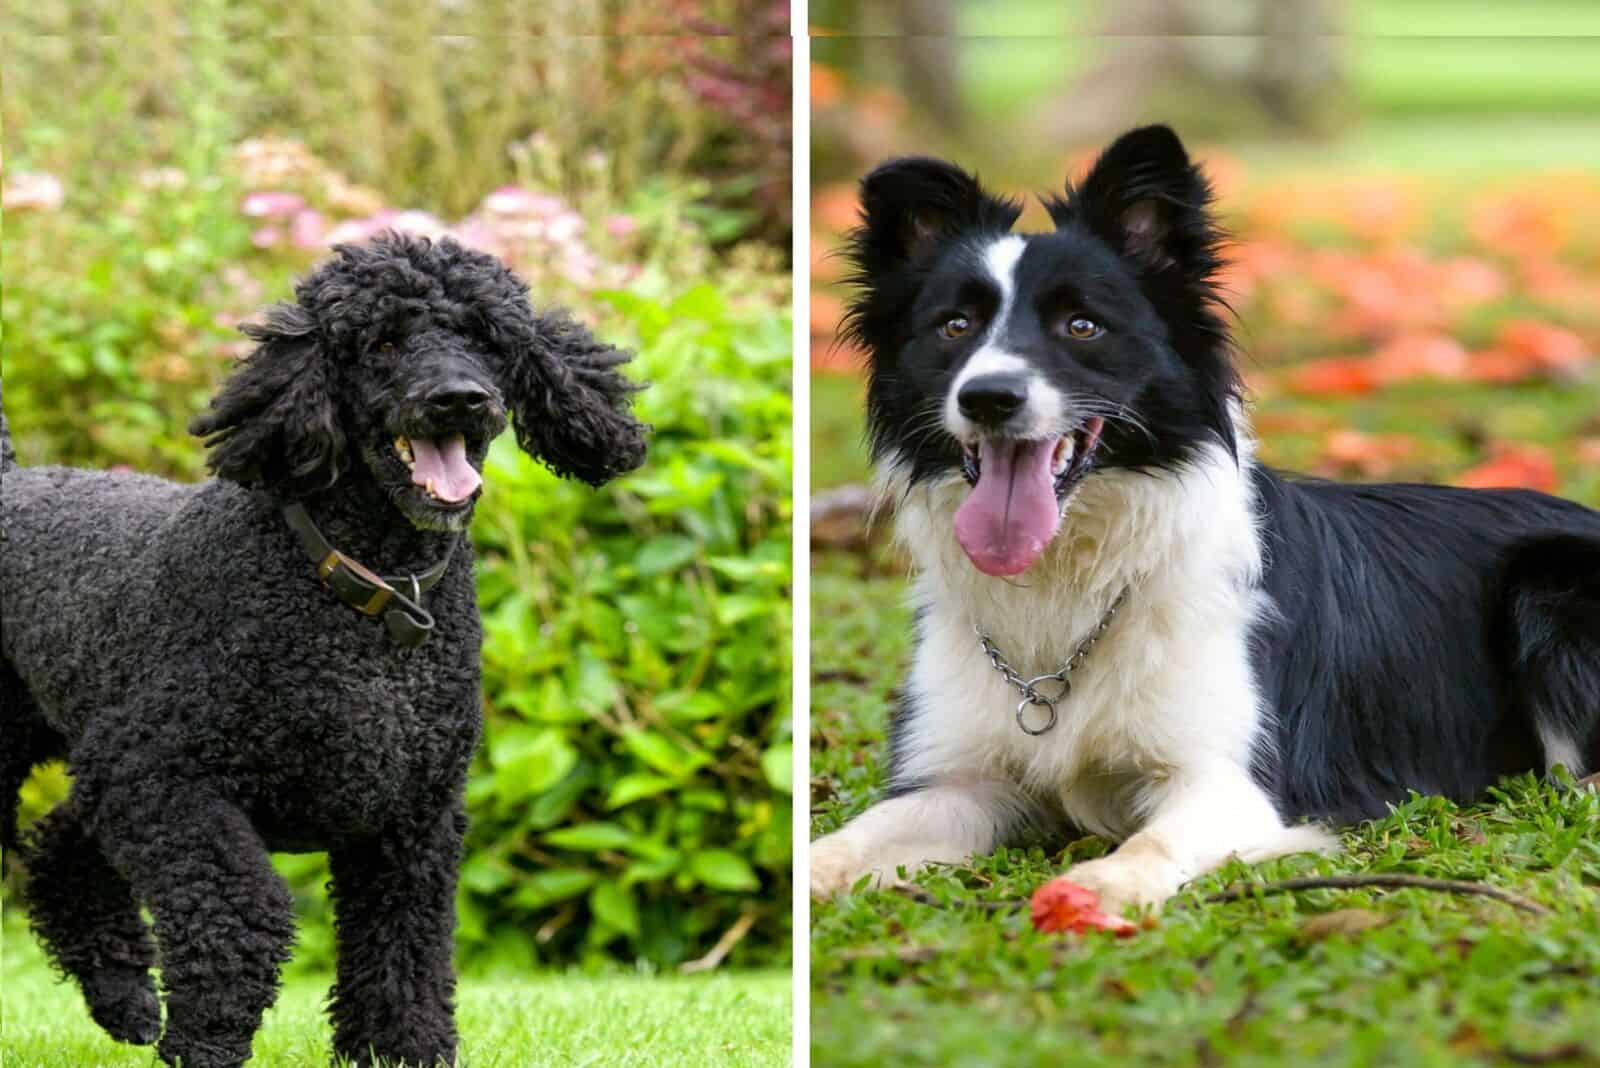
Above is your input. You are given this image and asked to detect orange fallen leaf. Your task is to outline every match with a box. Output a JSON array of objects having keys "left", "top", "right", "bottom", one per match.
[
  {"left": 1030, "top": 877, "right": 1139, "bottom": 936},
  {"left": 1285, "top": 357, "right": 1379, "bottom": 397},
  {"left": 1318, "top": 429, "right": 1417, "bottom": 478},
  {"left": 1454, "top": 443, "right": 1558, "bottom": 492},
  {"left": 1496, "top": 319, "right": 1591, "bottom": 374},
  {"left": 812, "top": 182, "right": 861, "bottom": 234},
  {"left": 1464, "top": 348, "right": 1537, "bottom": 385},
  {"left": 1369, "top": 332, "right": 1469, "bottom": 384},
  {"left": 810, "top": 289, "right": 845, "bottom": 336}
]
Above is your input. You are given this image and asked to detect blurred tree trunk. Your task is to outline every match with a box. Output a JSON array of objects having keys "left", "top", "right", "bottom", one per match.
[
  {"left": 888, "top": 0, "right": 963, "bottom": 133},
  {"left": 1039, "top": 0, "right": 1344, "bottom": 144}
]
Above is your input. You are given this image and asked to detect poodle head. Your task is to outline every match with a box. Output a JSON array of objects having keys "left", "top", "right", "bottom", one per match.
[{"left": 190, "top": 233, "right": 648, "bottom": 531}]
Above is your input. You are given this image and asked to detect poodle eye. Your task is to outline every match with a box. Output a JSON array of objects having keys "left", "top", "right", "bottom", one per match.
[
  {"left": 1059, "top": 316, "right": 1104, "bottom": 341},
  {"left": 938, "top": 314, "right": 973, "bottom": 340},
  {"left": 379, "top": 342, "right": 397, "bottom": 354}
]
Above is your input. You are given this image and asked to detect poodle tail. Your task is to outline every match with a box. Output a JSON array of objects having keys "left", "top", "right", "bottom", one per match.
[{"left": 0, "top": 376, "right": 14, "bottom": 472}]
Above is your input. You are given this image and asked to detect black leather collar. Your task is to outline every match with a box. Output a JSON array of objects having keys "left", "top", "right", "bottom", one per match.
[{"left": 282, "top": 503, "right": 454, "bottom": 647}]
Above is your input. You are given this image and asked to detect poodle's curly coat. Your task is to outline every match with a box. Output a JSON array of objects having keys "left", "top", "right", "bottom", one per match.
[{"left": 0, "top": 234, "right": 647, "bottom": 1068}]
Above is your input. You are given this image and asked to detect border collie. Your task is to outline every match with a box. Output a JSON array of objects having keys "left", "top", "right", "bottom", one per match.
[{"left": 810, "top": 125, "right": 1600, "bottom": 913}]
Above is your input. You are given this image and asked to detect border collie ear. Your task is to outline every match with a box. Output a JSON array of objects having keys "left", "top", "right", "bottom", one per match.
[
  {"left": 853, "top": 157, "right": 1021, "bottom": 277},
  {"left": 189, "top": 303, "right": 345, "bottom": 495},
  {"left": 1056, "top": 125, "right": 1217, "bottom": 277},
  {"left": 493, "top": 308, "right": 648, "bottom": 487}
]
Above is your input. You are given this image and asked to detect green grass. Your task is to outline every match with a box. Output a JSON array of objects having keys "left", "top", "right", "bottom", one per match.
[
  {"left": 1, "top": 927, "right": 789, "bottom": 1068},
  {"left": 811, "top": 545, "right": 1600, "bottom": 1067}
]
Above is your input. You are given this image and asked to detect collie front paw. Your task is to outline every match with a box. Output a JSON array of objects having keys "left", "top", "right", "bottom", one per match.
[
  {"left": 810, "top": 834, "right": 871, "bottom": 898},
  {"left": 1061, "top": 853, "right": 1179, "bottom": 916}
]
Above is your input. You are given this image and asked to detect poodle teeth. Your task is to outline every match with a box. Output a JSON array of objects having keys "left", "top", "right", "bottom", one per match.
[
  {"left": 424, "top": 478, "right": 439, "bottom": 500},
  {"left": 394, "top": 435, "right": 415, "bottom": 470}
]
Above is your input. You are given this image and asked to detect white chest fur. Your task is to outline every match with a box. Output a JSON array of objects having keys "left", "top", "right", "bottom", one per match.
[{"left": 888, "top": 440, "right": 1272, "bottom": 840}]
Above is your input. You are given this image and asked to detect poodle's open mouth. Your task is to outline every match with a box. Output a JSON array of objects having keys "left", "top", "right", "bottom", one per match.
[
  {"left": 953, "top": 417, "right": 1105, "bottom": 577},
  {"left": 393, "top": 433, "right": 482, "bottom": 507}
]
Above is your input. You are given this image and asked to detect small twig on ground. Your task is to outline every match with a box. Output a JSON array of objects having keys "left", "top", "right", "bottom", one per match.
[
  {"left": 890, "top": 884, "right": 1024, "bottom": 913},
  {"left": 679, "top": 908, "right": 758, "bottom": 973},
  {"left": 835, "top": 944, "right": 946, "bottom": 965},
  {"left": 1203, "top": 874, "right": 1550, "bottom": 915}
]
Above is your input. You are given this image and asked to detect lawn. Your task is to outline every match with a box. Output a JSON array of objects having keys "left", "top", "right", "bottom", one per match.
[
  {"left": 811, "top": 542, "right": 1600, "bottom": 1066},
  {"left": 0, "top": 925, "right": 789, "bottom": 1068}
]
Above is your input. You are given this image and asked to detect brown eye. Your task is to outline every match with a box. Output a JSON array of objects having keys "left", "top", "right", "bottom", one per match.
[
  {"left": 1063, "top": 316, "right": 1103, "bottom": 340},
  {"left": 939, "top": 315, "right": 972, "bottom": 340}
]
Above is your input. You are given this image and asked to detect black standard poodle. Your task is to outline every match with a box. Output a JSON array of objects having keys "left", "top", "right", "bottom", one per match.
[{"left": 0, "top": 233, "right": 648, "bottom": 1067}]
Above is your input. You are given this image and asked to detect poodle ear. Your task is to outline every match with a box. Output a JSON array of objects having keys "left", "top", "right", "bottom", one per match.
[
  {"left": 1056, "top": 125, "right": 1218, "bottom": 278},
  {"left": 493, "top": 309, "right": 647, "bottom": 486},
  {"left": 189, "top": 303, "right": 345, "bottom": 494},
  {"left": 851, "top": 157, "right": 1021, "bottom": 279}
]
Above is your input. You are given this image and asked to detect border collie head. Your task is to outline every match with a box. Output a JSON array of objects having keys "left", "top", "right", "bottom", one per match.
[{"left": 842, "top": 125, "right": 1240, "bottom": 576}]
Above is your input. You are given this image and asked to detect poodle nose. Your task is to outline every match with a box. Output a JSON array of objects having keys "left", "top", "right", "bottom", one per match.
[
  {"left": 426, "top": 379, "right": 495, "bottom": 418},
  {"left": 957, "top": 373, "right": 1029, "bottom": 426}
]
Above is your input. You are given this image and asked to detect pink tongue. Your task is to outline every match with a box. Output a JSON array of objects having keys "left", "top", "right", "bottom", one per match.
[
  {"left": 409, "top": 435, "right": 482, "bottom": 504},
  {"left": 954, "top": 438, "right": 1063, "bottom": 576}
]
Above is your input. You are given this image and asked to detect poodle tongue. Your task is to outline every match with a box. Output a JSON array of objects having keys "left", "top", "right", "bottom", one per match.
[
  {"left": 953, "top": 438, "right": 1062, "bottom": 576},
  {"left": 409, "top": 434, "right": 481, "bottom": 503}
]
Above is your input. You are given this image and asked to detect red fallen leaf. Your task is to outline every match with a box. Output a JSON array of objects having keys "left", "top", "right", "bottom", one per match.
[
  {"left": 1496, "top": 319, "right": 1591, "bottom": 373},
  {"left": 1454, "top": 443, "right": 1558, "bottom": 492},
  {"left": 1285, "top": 357, "right": 1379, "bottom": 397},
  {"left": 1464, "top": 348, "right": 1538, "bottom": 385},
  {"left": 1369, "top": 332, "right": 1470, "bottom": 384},
  {"left": 1030, "top": 877, "right": 1140, "bottom": 936}
]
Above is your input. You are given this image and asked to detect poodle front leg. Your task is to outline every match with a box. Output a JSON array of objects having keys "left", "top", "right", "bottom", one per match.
[
  {"left": 328, "top": 804, "right": 464, "bottom": 1067},
  {"left": 97, "top": 784, "right": 295, "bottom": 1068},
  {"left": 1062, "top": 765, "right": 1337, "bottom": 915}
]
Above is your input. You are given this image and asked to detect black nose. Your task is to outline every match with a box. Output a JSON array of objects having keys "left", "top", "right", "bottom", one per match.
[
  {"left": 957, "top": 373, "right": 1029, "bottom": 425},
  {"left": 426, "top": 379, "right": 494, "bottom": 418}
]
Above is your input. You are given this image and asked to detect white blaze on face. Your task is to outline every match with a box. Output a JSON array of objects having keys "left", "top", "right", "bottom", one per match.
[{"left": 942, "top": 235, "right": 1065, "bottom": 441}]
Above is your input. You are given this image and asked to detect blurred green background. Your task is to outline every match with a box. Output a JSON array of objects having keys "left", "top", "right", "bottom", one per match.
[{"left": 1, "top": 0, "right": 793, "bottom": 986}]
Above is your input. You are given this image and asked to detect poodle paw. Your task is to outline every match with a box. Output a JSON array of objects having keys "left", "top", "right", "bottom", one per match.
[{"left": 82, "top": 966, "right": 161, "bottom": 1046}]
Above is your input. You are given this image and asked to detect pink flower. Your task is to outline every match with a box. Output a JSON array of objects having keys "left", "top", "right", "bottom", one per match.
[
  {"left": 290, "top": 209, "right": 325, "bottom": 249},
  {"left": 251, "top": 226, "right": 283, "bottom": 248},
  {"left": 483, "top": 185, "right": 568, "bottom": 219},
  {"left": 605, "top": 214, "right": 639, "bottom": 239},
  {"left": 324, "top": 211, "right": 398, "bottom": 246},
  {"left": 390, "top": 210, "right": 446, "bottom": 238},
  {"left": 241, "top": 191, "right": 305, "bottom": 218},
  {"left": 545, "top": 211, "right": 582, "bottom": 243},
  {"left": 2, "top": 172, "right": 64, "bottom": 212}
]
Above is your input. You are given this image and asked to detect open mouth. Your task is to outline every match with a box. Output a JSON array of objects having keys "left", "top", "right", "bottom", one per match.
[
  {"left": 953, "top": 417, "right": 1105, "bottom": 577},
  {"left": 393, "top": 433, "right": 483, "bottom": 508}
]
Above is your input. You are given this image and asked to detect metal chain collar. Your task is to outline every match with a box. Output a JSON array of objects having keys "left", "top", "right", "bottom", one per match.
[{"left": 975, "top": 586, "right": 1129, "bottom": 737}]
